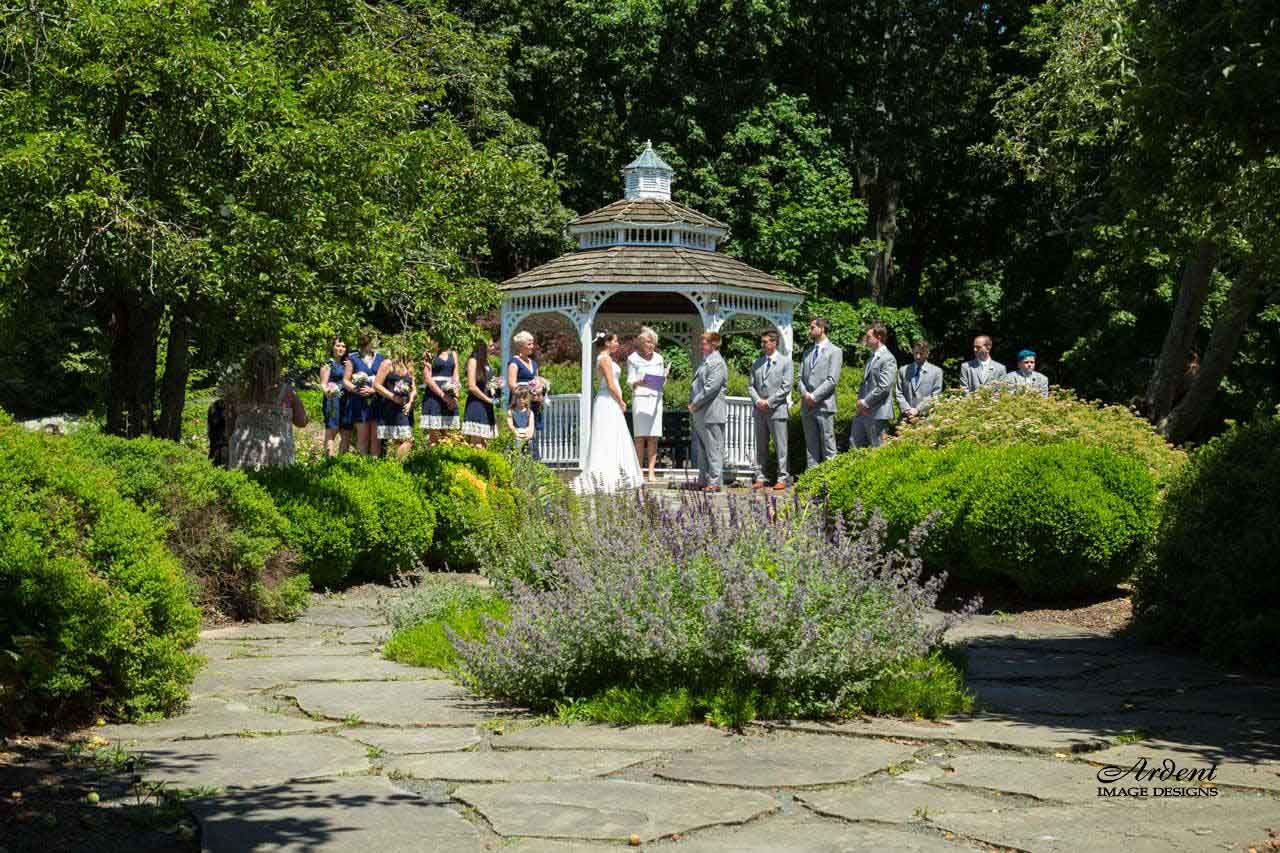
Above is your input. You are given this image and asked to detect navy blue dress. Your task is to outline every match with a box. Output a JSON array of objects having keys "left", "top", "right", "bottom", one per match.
[
  {"left": 463, "top": 360, "right": 497, "bottom": 439},
  {"left": 321, "top": 358, "right": 353, "bottom": 430},
  {"left": 378, "top": 368, "right": 414, "bottom": 440},
  {"left": 348, "top": 351, "right": 385, "bottom": 424},
  {"left": 420, "top": 352, "right": 460, "bottom": 430},
  {"left": 507, "top": 356, "right": 544, "bottom": 430}
]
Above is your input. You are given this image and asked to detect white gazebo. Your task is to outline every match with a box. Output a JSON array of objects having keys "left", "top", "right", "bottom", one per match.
[{"left": 499, "top": 142, "right": 805, "bottom": 470}]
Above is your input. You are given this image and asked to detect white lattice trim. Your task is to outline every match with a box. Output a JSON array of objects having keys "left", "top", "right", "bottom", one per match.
[
  {"left": 419, "top": 415, "right": 460, "bottom": 430},
  {"left": 378, "top": 425, "right": 414, "bottom": 440},
  {"left": 461, "top": 422, "right": 497, "bottom": 439}
]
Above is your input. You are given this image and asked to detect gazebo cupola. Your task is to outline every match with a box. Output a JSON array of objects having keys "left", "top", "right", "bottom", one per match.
[
  {"left": 498, "top": 142, "right": 806, "bottom": 470},
  {"left": 569, "top": 141, "right": 730, "bottom": 252},
  {"left": 623, "top": 140, "right": 675, "bottom": 200}
]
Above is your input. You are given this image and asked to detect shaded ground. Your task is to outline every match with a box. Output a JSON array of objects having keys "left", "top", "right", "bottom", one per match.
[
  {"left": 0, "top": 737, "right": 198, "bottom": 853},
  {"left": 21, "top": 587, "right": 1280, "bottom": 852}
]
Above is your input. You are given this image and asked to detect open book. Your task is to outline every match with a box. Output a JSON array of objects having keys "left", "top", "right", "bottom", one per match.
[{"left": 640, "top": 372, "right": 667, "bottom": 391}]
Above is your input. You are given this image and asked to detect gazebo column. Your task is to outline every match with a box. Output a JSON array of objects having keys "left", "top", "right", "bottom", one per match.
[
  {"left": 499, "top": 307, "right": 517, "bottom": 411},
  {"left": 578, "top": 310, "right": 594, "bottom": 466},
  {"left": 776, "top": 309, "right": 795, "bottom": 357}
]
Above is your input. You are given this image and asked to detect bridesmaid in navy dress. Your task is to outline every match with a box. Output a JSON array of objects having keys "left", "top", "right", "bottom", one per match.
[
  {"left": 319, "top": 337, "right": 353, "bottom": 456},
  {"left": 375, "top": 347, "right": 417, "bottom": 459},
  {"left": 505, "top": 331, "right": 544, "bottom": 461},
  {"left": 343, "top": 330, "right": 385, "bottom": 456},
  {"left": 420, "top": 340, "right": 461, "bottom": 445},
  {"left": 463, "top": 339, "right": 497, "bottom": 446}
]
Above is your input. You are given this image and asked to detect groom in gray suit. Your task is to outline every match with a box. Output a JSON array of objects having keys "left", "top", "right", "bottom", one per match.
[
  {"left": 799, "top": 317, "right": 843, "bottom": 469},
  {"left": 688, "top": 331, "right": 728, "bottom": 492},
  {"left": 748, "top": 330, "right": 793, "bottom": 489},
  {"left": 852, "top": 323, "right": 898, "bottom": 449}
]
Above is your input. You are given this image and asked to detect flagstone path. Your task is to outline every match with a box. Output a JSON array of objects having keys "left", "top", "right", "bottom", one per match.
[{"left": 84, "top": 592, "right": 1280, "bottom": 852}]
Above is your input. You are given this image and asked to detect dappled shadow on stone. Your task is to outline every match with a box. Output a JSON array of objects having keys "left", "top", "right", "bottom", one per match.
[{"left": 187, "top": 777, "right": 480, "bottom": 852}]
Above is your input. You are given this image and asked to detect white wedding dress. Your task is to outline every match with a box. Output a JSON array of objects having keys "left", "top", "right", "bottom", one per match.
[{"left": 573, "top": 357, "right": 644, "bottom": 494}]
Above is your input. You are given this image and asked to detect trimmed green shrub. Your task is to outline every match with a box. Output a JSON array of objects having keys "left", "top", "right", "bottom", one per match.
[
  {"left": 0, "top": 426, "right": 200, "bottom": 727},
  {"left": 1134, "top": 418, "right": 1280, "bottom": 673},
  {"left": 404, "top": 445, "right": 504, "bottom": 570},
  {"left": 797, "top": 441, "right": 1159, "bottom": 598},
  {"left": 252, "top": 455, "right": 435, "bottom": 589},
  {"left": 69, "top": 430, "right": 308, "bottom": 621},
  {"left": 892, "top": 387, "right": 1185, "bottom": 486}
]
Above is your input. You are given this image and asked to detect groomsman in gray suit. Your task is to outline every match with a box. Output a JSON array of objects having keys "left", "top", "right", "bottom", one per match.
[
  {"left": 851, "top": 323, "right": 898, "bottom": 448},
  {"left": 688, "top": 331, "right": 728, "bottom": 492},
  {"left": 896, "top": 340, "right": 944, "bottom": 423},
  {"left": 960, "top": 334, "right": 1006, "bottom": 394},
  {"left": 799, "top": 317, "right": 842, "bottom": 469},
  {"left": 1005, "top": 349, "right": 1050, "bottom": 397},
  {"left": 749, "top": 330, "right": 793, "bottom": 489}
]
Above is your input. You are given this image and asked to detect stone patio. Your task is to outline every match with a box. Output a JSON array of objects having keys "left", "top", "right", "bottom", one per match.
[{"left": 80, "top": 594, "right": 1280, "bottom": 852}]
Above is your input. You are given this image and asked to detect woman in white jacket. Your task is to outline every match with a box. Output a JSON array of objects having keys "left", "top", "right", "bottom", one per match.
[{"left": 626, "top": 326, "right": 667, "bottom": 483}]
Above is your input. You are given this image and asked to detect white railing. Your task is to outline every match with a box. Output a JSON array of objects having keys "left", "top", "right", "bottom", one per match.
[
  {"left": 723, "top": 397, "right": 757, "bottom": 473},
  {"left": 539, "top": 393, "right": 756, "bottom": 474},
  {"left": 539, "top": 394, "right": 581, "bottom": 465}
]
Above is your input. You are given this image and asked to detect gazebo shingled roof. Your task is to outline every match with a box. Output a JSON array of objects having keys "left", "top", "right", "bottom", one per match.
[
  {"left": 568, "top": 198, "right": 728, "bottom": 230},
  {"left": 500, "top": 245, "right": 802, "bottom": 295}
]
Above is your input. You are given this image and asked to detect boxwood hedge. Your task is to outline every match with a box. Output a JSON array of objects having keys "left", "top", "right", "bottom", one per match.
[
  {"left": 0, "top": 425, "right": 200, "bottom": 727},
  {"left": 797, "top": 441, "right": 1159, "bottom": 598}
]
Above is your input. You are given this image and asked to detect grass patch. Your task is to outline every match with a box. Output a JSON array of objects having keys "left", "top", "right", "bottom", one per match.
[
  {"left": 383, "top": 595, "right": 509, "bottom": 671},
  {"left": 860, "top": 649, "right": 973, "bottom": 718},
  {"left": 550, "top": 651, "right": 971, "bottom": 730}
]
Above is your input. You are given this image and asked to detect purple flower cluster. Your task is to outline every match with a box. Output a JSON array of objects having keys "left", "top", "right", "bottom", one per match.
[{"left": 453, "top": 491, "right": 972, "bottom": 713}]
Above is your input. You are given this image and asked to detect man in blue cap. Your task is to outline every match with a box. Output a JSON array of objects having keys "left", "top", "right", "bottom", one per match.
[{"left": 1006, "top": 349, "right": 1049, "bottom": 397}]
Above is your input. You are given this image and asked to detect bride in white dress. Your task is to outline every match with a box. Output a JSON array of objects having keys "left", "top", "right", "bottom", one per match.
[{"left": 573, "top": 331, "right": 644, "bottom": 494}]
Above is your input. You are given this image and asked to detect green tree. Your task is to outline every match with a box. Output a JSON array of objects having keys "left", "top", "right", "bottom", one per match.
[
  {"left": 988, "top": 0, "right": 1278, "bottom": 442},
  {"left": 0, "top": 0, "right": 567, "bottom": 434}
]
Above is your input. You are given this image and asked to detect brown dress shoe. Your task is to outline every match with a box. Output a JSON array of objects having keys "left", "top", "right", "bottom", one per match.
[
  {"left": 773, "top": 481, "right": 788, "bottom": 490},
  {"left": 752, "top": 481, "right": 767, "bottom": 490}
]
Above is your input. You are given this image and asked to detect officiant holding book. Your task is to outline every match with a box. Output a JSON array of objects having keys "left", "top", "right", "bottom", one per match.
[{"left": 627, "top": 326, "right": 667, "bottom": 484}]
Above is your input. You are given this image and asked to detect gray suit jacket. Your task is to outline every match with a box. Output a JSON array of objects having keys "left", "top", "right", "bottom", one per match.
[
  {"left": 748, "top": 353, "right": 793, "bottom": 421},
  {"left": 799, "top": 341, "right": 843, "bottom": 414},
  {"left": 960, "top": 358, "right": 1007, "bottom": 393},
  {"left": 690, "top": 350, "right": 728, "bottom": 426},
  {"left": 857, "top": 346, "right": 898, "bottom": 421},
  {"left": 1005, "top": 369, "right": 1050, "bottom": 397},
  {"left": 896, "top": 361, "right": 943, "bottom": 415}
]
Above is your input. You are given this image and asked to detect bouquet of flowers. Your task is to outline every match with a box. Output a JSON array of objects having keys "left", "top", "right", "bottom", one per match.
[
  {"left": 351, "top": 372, "right": 374, "bottom": 398},
  {"left": 392, "top": 378, "right": 411, "bottom": 402},
  {"left": 323, "top": 381, "right": 341, "bottom": 398},
  {"left": 486, "top": 376, "right": 503, "bottom": 399}
]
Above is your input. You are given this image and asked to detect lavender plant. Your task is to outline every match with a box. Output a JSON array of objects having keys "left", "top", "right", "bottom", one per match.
[{"left": 452, "top": 491, "right": 974, "bottom": 718}]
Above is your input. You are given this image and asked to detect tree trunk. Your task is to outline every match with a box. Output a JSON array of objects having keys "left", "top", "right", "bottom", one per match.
[
  {"left": 155, "top": 308, "right": 191, "bottom": 441},
  {"left": 101, "top": 292, "right": 160, "bottom": 438},
  {"left": 1144, "top": 237, "right": 1219, "bottom": 422},
  {"left": 857, "top": 167, "right": 900, "bottom": 305},
  {"left": 1160, "top": 263, "right": 1265, "bottom": 444}
]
